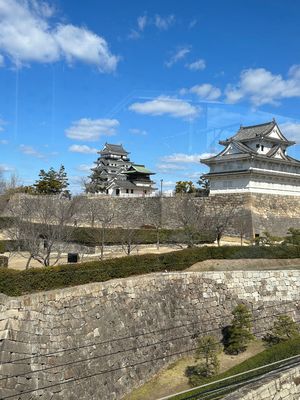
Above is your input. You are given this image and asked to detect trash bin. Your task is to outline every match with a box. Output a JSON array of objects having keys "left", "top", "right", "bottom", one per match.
[{"left": 67, "top": 253, "right": 79, "bottom": 263}]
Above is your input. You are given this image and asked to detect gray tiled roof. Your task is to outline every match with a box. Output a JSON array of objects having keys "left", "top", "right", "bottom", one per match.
[
  {"left": 228, "top": 121, "right": 275, "bottom": 141},
  {"left": 101, "top": 143, "right": 129, "bottom": 155}
]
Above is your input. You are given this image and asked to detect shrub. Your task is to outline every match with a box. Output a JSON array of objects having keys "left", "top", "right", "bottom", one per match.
[
  {"left": 69, "top": 226, "right": 215, "bottom": 246},
  {"left": 263, "top": 315, "right": 300, "bottom": 345},
  {"left": 172, "top": 337, "right": 300, "bottom": 398},
  {"left": 187, "top": 335, "right": 222, "bottom": 385},
  {"left": 1, "top": 245, "right": 300, "bottom": 296},
  {"left": 223, "top": 304, "right": 254, "bottom": 355}
]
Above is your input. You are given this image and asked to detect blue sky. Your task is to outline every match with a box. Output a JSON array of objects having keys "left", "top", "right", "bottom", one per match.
[{"left": 1, "top": 0, "right": 300, "bottom": 193}]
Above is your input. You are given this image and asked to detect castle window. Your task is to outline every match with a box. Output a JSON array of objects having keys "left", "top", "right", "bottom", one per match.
[
  {"left": 256, "top": 144, "right": 260, "bottom": 148},
  {"left": 126, "top": 189, "right": 129, "bottom": 193},
  {"left": 261, "top": 145, "right": 264, "bottom": 151},
  {"left": 131, "top": 189, "right": 134, "bottom": 193}
]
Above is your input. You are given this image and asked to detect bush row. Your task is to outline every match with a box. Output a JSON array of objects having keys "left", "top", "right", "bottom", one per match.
[
  {"left": 1, "top": 245, "right": 300, "bottom": 296},
  {"left": 0, "top": 240, "right": 25, "bottom": 253},
  {"left": 69, "top": 226, "right": 215, "bottom": 246},
  {"left": 0, "top": 216, "right": 13, "bottom": 229}
]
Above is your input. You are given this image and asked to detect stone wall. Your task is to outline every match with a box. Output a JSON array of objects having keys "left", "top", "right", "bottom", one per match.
[
  {"left": 77, "top": 193, "right": 300, "bottom": 237},
  {"left": 7, "top": 192, "right": 300, "bottom": 238},
  {"left": 250, "top": 194, "right": 300, "bottom": 236},
  {"left": 1, "top": 270, "right": 300, "bottom": 400},
  {"left": 224, "top": 364, "right": 300, "bottom": 400}
]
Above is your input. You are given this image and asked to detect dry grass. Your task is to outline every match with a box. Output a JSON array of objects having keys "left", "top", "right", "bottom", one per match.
[
  {"left": 123, "top": 341, "right": 264, "bottom": 400},
  {"left": 186, "top": 258, "right": 300, "bottom": 272}
]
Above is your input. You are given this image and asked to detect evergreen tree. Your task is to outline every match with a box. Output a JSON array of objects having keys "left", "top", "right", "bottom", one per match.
[
  {"left": 175, "top": 181, "right": 196, "bottom": 194},
  {"left": 264, "top": 315, "right": 300, "bottom": 345},
  {"left": 284, "top": 228, "right": 300, "bottom": 245},
  {"left": 34, "top": 165, "right": 70, "bottom": 197},
  {"left": 186, "top": 335, "right": 222, "bottom": 386},
  {"left": 224, "top": 304, "right": 254, "bottom": 354}
]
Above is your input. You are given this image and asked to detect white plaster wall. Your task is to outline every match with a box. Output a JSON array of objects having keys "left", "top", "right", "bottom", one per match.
[{"left": 210, "top": 175, "right": 300, "bottom": 195}]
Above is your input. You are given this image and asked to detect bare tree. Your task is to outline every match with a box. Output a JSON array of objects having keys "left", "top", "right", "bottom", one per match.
[
  {"left": 233, "top": 211, "right": 250, "bottom": 246},
  {"left": 175, "top": 196, "right": 208, "bottom": 247},
  {"left": 207, "top": 199, "right": 237, "bottom": 246},
  {"left": 143, "top": 199, "right": 162, "bottom": 250},
  {"left": 120, "top": 213, "right": 144, "bottom": 256},
  {"left": 6, "top": 195, "right": 82, "bottom": 268},
  {"left": 79, "top": 198, "right": 116, "bottom": 259}
]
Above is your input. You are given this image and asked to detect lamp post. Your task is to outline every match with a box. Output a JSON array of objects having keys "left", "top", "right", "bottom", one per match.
[{"left": 160, "top": 179, "right": 163, "bottom": 197}]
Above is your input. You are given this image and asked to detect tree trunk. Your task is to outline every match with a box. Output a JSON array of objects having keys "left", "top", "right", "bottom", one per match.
[
  {"left": 156, "top": 227, "right": 160, "bottom": 250},
  {"left": 25, "top": 255, "right": 32, "bottom": 270},
  {"left": 100, "top": 225, "right": 105, "bottom": 260}
]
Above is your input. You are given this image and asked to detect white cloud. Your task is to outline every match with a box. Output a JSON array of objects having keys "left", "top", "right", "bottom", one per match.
[
  {"left": 182, "top": 84, "right": 221, "bottom": 101},
  {"left": 65, "top": 118, "right": 119, "bottom": 141},
  {"left": 161, "top": 180, "right": 176, "bottom": 187},
  {"left": 280, "top": 122, "right": 300, "bottom": 143},
  {"left": 77, "top": 164, "right": 94, "bottom": 172},
  {"left": 186, "top": 59, "right": 206, "bottom": 71},
  {"left": 127, "top": 29, "right": 141, "bottom": 40},
  {"left": 189, "top": 19, "right": 197, "bottom": 29},
  {"left": 155, "top": 14, "right": 175, "bottom": 30},
  {"left": 137, "top": 15, "right": 148, "bottom": 31},
  {"left": 0, "top": 0, "right": 119, "bottom": 71},
  {"left": 0, "top": 118, "right": 7, "bottom": 131},
  {"left": 69, "top": 144, "right": 98, "bottom": 154},
  {"left": 161, "top": 152, "right": 215, "bottom": 164},
  {"left": 54, "top": 25, "right": 119, "bottom": 72},
  {"left": 129, "top": 96, "right": 200, "bottom": 119},
  {"left": 129, "top": 128, "right": 148, "bottom": 136},
  {"left": 0, "top": 139, "right": 8, "bottom": 144},
  {"left": 165, "top": 46, "right": 191, "bottom": 68},
  {"left": 0, "top": 163, "right": 14, "bottom": 172},
  {"left": 0, "top": 54, "right": 4, "bottom": 66},
  {"left": 156, "top": 163, "right": 188, "bottom": 173},
  {"left": 19, "top": 144, "right": 44, "bottom": 159},
  {"left": 225, "top": 66, "right": 300, "bottom": 106}
]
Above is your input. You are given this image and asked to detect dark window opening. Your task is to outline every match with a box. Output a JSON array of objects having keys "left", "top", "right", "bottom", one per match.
[
  {"left": 256, "top": 144, "right": 260, "bottom": 148},
  {"left": 261, "top": 145, "right": 264, "bottom": 151},
  {"left": 126, "top": 189, "right": 129, "bottom": 193},
  {"left": 116, "top": 188, "right": 120, "bottom": 196},
  {"left": 131, "top": 189, "right": 134, "bottom": 193}
]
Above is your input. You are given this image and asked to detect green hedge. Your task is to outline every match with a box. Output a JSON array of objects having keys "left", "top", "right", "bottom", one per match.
[
  {"left": 172, "top": 337, "right": 300, "bottom": 399},
  {"left": 0, "top": 216, "right": 13, "bottom": 229},
  {"left": 1, "top": 245, "right": 300, "bottom": 296},
  {"left": 69, "top": 226, "right": 215, "bottom": 246},
  {"left": 0, "top": 240, "right": 24, "bottom": 253},
  {"left": 0, "top": 255, "right": 8, "bottom": 267}
]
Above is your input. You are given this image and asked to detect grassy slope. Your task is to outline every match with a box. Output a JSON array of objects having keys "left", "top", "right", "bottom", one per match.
[
  {"left": 170, "top": 337, "right": 300, "bottom": 400},
  {"left": 123, "top": 341, "right": 264, "bottom": 400}
]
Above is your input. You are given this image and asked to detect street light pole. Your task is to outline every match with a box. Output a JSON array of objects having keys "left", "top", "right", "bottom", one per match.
[{"left": 160, "top": 179, "right": 163, "bottom": 197}]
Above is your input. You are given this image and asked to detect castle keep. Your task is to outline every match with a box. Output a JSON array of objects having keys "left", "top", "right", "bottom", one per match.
[
  {"left": 87, "top": 143, "right": 156, "bottom": 197},
  {"left": 202, "top": 120, "right": 300, "bottom": 196}
]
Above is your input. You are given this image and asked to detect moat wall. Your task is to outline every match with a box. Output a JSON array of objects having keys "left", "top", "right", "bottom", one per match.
[
  {"left": 224, "top": 364, "right": 300, "bottom": 400},
  {"left": 1, "top": 270, "right": 300, "bottom": 400}
]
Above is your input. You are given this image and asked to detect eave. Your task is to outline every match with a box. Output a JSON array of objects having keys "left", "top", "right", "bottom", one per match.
[{"left": 204, "top": 168, "right": 300, "bottom": 180}]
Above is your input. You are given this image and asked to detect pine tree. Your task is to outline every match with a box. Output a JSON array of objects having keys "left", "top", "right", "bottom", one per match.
[
  {"left": 186, "top": 335, "right": 222, "bottom": 386},
  {"left": 34, "top": 165, "right": 70, "bottom": 197},
  {"left": 175, "top": 181, "right": 196, "bottom": 194},
  {"left": 224, "top": 304, "right": 254, "bottom": 354},
  {"left": 264, "top": 315, "right": 300, "bottom": 345}
]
